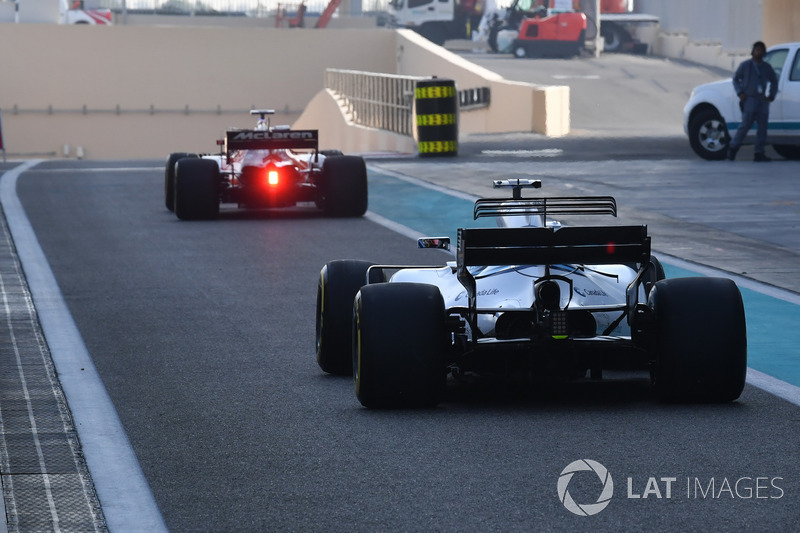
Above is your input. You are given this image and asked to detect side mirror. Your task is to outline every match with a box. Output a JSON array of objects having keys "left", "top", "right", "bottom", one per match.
[{"left": 417, "top": 237, "right": 450, "bottom": 251}]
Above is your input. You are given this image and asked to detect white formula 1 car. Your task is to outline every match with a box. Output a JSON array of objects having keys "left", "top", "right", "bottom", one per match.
[
  {"left": 316, "top": 179, "right": 747, "bottom": 408},
  {"left": 165, "top": 109, "right": 367, "bottom": 220}
]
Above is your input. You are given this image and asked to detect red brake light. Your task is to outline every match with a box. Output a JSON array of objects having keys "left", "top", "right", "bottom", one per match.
[{"left": 267, "top": 169, "right": 279, "bottom": 186}]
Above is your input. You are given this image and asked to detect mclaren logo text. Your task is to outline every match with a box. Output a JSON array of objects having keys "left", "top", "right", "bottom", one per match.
[{"left": 231, "top": 131, "right": 315, "bottom": 141}]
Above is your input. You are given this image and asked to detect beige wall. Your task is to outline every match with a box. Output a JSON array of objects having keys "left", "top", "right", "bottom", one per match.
[
  {"left": 0, "top": 24, "right": 395, "bottom": 158},
  {"left": 763, "top": 0, "right": 800, "bottom": 46},
  {"left": 0, "top": 24, "right": 567, "bottom": 159}
]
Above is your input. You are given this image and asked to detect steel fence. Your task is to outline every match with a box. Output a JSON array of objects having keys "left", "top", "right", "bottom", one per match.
[{"left": 325, "top": 69, "right": 421, "bottom": 136}]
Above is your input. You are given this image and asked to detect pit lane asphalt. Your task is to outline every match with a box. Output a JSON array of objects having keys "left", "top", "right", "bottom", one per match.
[
  {"left": 3, "top": 52, "right": 800, "bottom": 531},
  {"left": 4, "top": 156, "right": 799, "bottom": 532}
]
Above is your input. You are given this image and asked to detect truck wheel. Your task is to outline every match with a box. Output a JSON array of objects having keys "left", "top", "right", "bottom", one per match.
[
  {"left": 648, "top": 277, "right": 747, "bottom": 402},
  {"left": 354, "top": 283, "right": 447, "bottom": 409},
  {"left": 174, "top": 158, "right": 220, "bottom": 220},
  {"left": 316, "top": 260, "right": 380, "bottom": 375},
  {"left": 513, "top": 44, "right": 528, "bottom": 58},
  {"left": 320, "top": 155, "right": 368, "bottom": 217},
  {"left": 688, "top": 108, "right": 729, "bottom": 160},
  {"left": 165, "top": 152, "right": 197, "bottom": 211},
  {"left": 601, "top": 23, "right": 629, "bottom": 53},
  {"left": 772, "top": 144, "right": 800, "bottom": 160}
]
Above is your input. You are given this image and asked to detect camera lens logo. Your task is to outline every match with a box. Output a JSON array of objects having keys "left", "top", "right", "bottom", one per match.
[{"left": 557, "top": 459, "right": 614, "bottom": 516}]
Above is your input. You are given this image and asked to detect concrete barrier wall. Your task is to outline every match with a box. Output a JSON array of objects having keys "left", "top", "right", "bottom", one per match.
[
  {"left": 0, "top": 24, "right": 396, "bottom": 158},
  {"left": 293, "top": 29, "right": 570, "bottom": 151},
  {"left": 0, "top": 24, "right": 566, "bottom": 159}
]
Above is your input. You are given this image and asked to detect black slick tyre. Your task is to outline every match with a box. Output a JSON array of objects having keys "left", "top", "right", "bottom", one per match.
[
  {"left": 354, "top": 283, "right": 447, "bottom": 409},
  {"left": 174, "top": 158, "right": 220, "bottom": 220},
  {"left": 320, "top": 155, "right": 368, "bottom": 217},
  {"left": 688, "top": 108, "right": 729, "bottom": 160},
  {"left": 316, "top": 260, "right": 378, "bottom": 375},
  {"left": 648, "top": 277, "right": 747, "bottom": 402},
  {"left": 165, "top": 152, "right": 197, "bottom": 211}
]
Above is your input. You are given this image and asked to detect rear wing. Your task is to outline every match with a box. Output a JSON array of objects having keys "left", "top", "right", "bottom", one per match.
[
  {"left": 225, "top": 128, "right": 319, "bottom": 152},
  {"left": 474, "top": 196, "right": 618, "bottom": 219},
  {"left": 455, "top": 225, "right": 651, "bottom": 324},
  {"left": 457, "top": 226, "right": 650, "bottom": 267}
]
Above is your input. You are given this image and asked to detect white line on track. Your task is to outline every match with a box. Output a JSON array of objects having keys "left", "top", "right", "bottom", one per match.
[
  {"left": 366, "top": 165, "right": 800, "bottom": 408},
  {"left": 30, "top": 167, "right": 163, "bottom": 173},
  {"left": 0, "top": 161, "right": 168, "bottom": 533}
]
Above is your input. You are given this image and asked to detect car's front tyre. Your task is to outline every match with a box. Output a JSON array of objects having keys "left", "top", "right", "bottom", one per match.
[
  {"left": 165, "top": 152, "right": 197, "bottom": 211},
  {"left": 316, "top": 260, "right": 378, "bottom": 375},
  {"left": 688, "top": 108, "right": 729, "bottom": 160}
]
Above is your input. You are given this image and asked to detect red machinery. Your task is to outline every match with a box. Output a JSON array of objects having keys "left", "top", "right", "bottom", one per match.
[{"left": 511, "top": 8, "right": 586, "bottom": 58}]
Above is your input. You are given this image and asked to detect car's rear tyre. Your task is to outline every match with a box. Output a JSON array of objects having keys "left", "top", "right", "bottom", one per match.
[
  {"left": 316, "top": 260, "right": 380, "bottom": 375},
  {"left": 772, "top": 144, "right": 800, "bottom": 160},
  {"left": 165, "top": 152, "right": 197, "bottom": 211},
  {"left": 688, "top": 108, "right": 729, "bottom": 160},
  {"left": 648, "top": 277, "right": 747, "bottom": 402},
  {"left": 320, "top": 155, "right": 368, "bottom": 217},
  {"left": 354, "top": 283, "right": 447, "bottom": 409},
  {"left": 174, "top": 158, "right": 220, "bottom": 220}
]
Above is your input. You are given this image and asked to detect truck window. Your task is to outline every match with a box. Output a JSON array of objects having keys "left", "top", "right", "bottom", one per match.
[
  {"left": 408, "top": 0, "right": 433, "bottom": 7},
  {"left": 765, "top": 49, "right": 788, "bottom": 79},
  {"left": 790, "top": 50, "right": 800, "bottom": 82}
]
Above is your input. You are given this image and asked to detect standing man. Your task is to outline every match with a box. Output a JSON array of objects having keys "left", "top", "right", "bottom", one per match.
[{"left": 728, "top": 41, "right": 779, "bottom": 162}]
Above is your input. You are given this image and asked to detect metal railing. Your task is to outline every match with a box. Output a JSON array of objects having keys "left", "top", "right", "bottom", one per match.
[
  {"left": 325, "top": 68, "right": 491, "bottom": 137},
  {"left": 325, "top": 69, "right": 421, "bottom": 137}
]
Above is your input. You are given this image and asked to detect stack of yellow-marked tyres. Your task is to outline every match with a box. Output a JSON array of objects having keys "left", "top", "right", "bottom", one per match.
[{"left": 415, "top": 78, "right": 458, "bottom": 157}]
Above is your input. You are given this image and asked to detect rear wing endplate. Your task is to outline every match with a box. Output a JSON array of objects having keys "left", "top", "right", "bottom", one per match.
[{"left": 225, "top": 128, "right": 319, "bottom": 151}]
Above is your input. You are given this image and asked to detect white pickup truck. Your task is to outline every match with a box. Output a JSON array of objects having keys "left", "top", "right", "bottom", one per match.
[{"left": 683, "top": 42, "right": 800, "bottom": 160}]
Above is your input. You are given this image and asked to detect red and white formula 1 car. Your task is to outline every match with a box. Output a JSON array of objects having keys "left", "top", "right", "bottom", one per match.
[{"left": 165, "top": 109, "right": 368, "bottom": 220}]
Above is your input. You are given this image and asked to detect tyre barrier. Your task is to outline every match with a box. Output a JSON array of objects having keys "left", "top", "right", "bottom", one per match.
[{"left": 415, "top": 78, "right": 458, "bottom": 157}]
